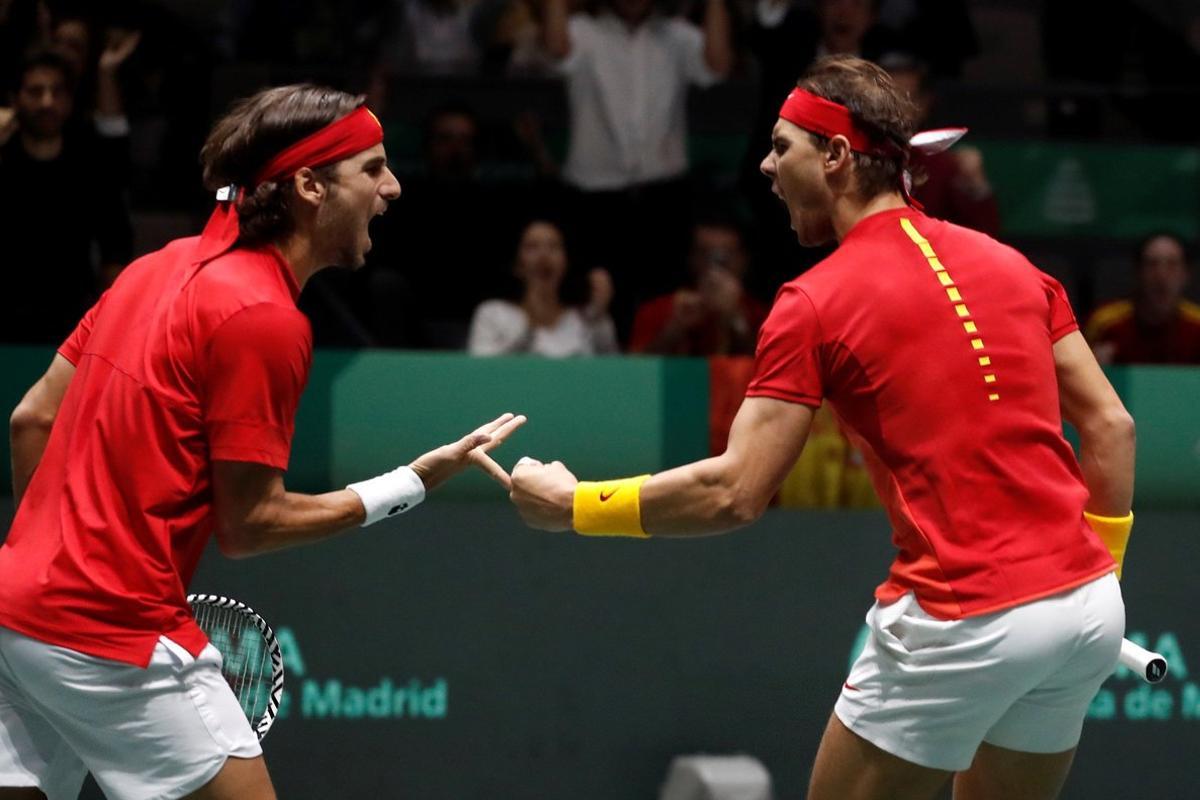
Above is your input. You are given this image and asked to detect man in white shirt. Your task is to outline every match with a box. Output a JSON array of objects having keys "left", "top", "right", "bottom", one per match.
[
  {"left": 543, "top": 0, "right": 732, "bottom": 190},
  {"left": 540, "top": 0, "right": 733, "bottom": 340}
]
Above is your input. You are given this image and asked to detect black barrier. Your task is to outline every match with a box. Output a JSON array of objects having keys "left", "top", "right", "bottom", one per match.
[{"left": 2, "top": 501, "right": 1191, "bottom": 799}]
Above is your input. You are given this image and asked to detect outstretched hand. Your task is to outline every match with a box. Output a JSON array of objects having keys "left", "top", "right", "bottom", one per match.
[
  {"left": 99, "top": 29, "right": 142, "bottom": 72},
  {"left": 410, "top": 412, "right": 527, "bottom": 492},
  {"left": 509, "top": 456, "right": 577, "bottom": 531}
]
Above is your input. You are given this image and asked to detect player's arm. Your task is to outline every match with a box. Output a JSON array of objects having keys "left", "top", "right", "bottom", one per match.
[
  {"left": 643, "top": 397, "right": 813, "bottom": 535},
  {"left": 212, "top": 462, "right": 364, "bottom": 557},
  {"left": 509, "top": 396, "right": 813, "bottom": 536},
  {"left": 213, "top": 413, "right": 525, "bottom": 558},
  {"left": 1054, "top": 330, "right": 1136, "bottom": 575},
  {"left": 9, "top": 354, "right": 75, "bottom": 504},
  {"left": 1054, "top": 330, "right": 1135, "bottom": 515}
]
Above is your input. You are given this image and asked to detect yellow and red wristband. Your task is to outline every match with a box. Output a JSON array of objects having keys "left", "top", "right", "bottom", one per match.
[
  {"left": 1084, "top": 510, "right": 1133, "bottom": 579},
  {"left": 573, "top": 475, "right": 652, "bottom": 537}
]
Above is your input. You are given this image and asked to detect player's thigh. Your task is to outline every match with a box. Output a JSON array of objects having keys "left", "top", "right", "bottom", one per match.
[
  {"left": 0, "top": 698, "right": 86, "bottom": 800},
  {"left": 953, "top": 741, "right": 1075, "bottom": 800},
  {"left": 2, "top": 632, "right": 260, "bottom": 800},
  {"left": 0, "top": 631, "right": 88, "bottom": 800},
  {"left": 182, "top": 755, "right": 276, "bottom": 800},
  {"left": 808, "top": 713, "right": 951, "bottom": 800}
]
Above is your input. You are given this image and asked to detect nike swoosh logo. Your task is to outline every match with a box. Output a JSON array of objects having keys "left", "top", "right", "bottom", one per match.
[
  {"left": 843, "top": 682, "right": 860, "bottom": 691},
  {"left": 599, "top": 490, "right": 618, "bottom": 501}
]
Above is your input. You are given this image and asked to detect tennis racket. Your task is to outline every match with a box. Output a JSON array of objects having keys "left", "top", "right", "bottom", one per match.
[
  {"left": 187, "top": 593, "right": 285, "bottom": 740},
  {"left": 1118, "top": 637, "right": 1168, "bottom": 684}
]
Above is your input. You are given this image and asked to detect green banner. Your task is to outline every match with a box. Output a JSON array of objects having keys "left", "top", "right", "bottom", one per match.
[
  {"left": 0, "top": 348, "right": 1195, "bottom": 507},
  {"left": 977, "top": 140, "right": 1200, "bottom": 240}
]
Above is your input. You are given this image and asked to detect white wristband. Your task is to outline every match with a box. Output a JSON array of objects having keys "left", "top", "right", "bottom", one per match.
[{"left": 346, "top": 466, "right": 426, "bottom": 527}]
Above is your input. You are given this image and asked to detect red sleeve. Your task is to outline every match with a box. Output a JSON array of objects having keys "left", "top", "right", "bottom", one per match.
[
  {"left": 203, "top": 303, "right": 312, "bottom": 469},
  {"left": 1041, "top": 272, "right": 1079, "bottom": 343},
  {"left": 745, "top": 285, "right": 824, "bottom": 407},
  {"left": 57, "top": 291, "right": 109, "bottom": 365}
]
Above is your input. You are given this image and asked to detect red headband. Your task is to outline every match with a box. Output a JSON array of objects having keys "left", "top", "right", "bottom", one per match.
[
  {"left": 254, "top": 106, "right": 384, "bottom": 185},
  {"left": 775, "top": 88, "right": 974, "bottom": 209},
  {"left": 777, "top": 88, "right": 888, "bottom": 156},
  {"left": 195, "top": 105, "right": 385, "bottom": 266}
]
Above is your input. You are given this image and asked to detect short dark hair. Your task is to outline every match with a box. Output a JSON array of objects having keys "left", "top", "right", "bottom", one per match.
[
  {"left": 796, "top": 55, "right": 919, "bottom": 199},
  {"left": 13, "top": 47, "right": 77, "bottom": 95},
  {"left": 1134, "top": 231, "right": 1190, "bottom": 268},
  {"left": 199, "top": 84, "right": 365, "bottom": 246},
  {"left": 423, "top": 101, "right": 478, "bottom": 137}
]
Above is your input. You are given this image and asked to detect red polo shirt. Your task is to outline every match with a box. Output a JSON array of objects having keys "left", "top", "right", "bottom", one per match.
[
  {"left": 747, "top": 208, "right": 1115, "bottom": 619},
  {"left": 0, "top": 238, "right": 311, "bottom": 667}
]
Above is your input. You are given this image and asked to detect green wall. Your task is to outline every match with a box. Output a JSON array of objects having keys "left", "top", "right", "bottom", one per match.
[{"left": 1, "top": 348, "right": 1196, "bottom": 508}]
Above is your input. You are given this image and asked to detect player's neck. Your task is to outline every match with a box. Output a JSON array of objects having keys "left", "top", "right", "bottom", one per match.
[
  {"left": 274, "top": 234, "right": 321, "bottom": 289},
  {"left": 831, "top": 191, "right": 908, "bottom": 242}
]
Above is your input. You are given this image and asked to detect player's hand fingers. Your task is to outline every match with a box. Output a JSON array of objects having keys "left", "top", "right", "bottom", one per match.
[
  {"left": 477, "top": 414, "right": 526, "bottom": 452},
  {"left": 512, "top": 455, "right": 543, "bottom": 476},
  {"left": 473, "top": 412, "right": 516, "bottom": 437},
  {"left": 456, "top": 432, "right": 492, "bottom": 455},
  {"left": 469, "top": 450, "right": 512, "bottom": 490}
]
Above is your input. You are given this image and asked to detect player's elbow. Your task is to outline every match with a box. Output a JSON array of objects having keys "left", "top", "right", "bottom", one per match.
[
  {"left": 214, "top": 520, "right": 271, "bottom": 559},
  {"left": 215, "top": 529, "right": 257, "bottom": 559},
  {"left": 716, "top": 483, "right": 769, "bottom": 528},
  {"left": 1081, "top": 404, "right": 1136, "bottom": 452},
  {"left": 10, "top": 397, "right": 56, "bottom": 438}
]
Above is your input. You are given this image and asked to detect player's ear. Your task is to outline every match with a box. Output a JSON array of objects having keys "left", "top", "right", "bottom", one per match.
[
  {"left": 825, "top": 135, "right": 853, "bottom": 171},
  {"left": 291, "top": 167, "right": 325, "bottom": 207}
]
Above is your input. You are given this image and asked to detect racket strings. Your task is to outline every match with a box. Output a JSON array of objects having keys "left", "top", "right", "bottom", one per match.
[{"left": 195, "top": 604, "right": 272, "bottom": 726}]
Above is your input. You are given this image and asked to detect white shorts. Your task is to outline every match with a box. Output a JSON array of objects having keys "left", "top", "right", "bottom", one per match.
[
  {"left": 834, "top": 573, "right": 1124, "bottom": 771},
  {"left": 0, "top": 626, "right": 261, "bottom": 800}
]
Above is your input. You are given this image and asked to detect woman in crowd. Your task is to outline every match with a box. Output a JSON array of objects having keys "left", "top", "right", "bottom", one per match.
[{"left": 468, "top": 219, "right": 618, "bottom": 356}]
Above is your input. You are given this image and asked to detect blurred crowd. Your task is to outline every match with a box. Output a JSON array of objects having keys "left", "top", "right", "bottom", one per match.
[{"left": 1, "top": 0, "right": 1198, "bottom": 369}]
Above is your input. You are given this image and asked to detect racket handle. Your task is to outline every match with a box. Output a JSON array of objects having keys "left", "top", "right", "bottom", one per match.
[{"left": 1119, "top": 638, "right": 1168, "bottom": 684}]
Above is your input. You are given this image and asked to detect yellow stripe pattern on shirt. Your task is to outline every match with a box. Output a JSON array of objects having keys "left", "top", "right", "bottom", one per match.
[{"left": 900, "top": 218, "right": 1000, "bottom": 402}]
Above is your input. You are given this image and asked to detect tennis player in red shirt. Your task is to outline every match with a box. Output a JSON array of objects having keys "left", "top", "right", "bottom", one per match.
[
  {"left": 0, "top": 85, "right": 524, "bottom": 800},
  {"left": 510, "top": 56, "right": 1135, "bottom": 800}
]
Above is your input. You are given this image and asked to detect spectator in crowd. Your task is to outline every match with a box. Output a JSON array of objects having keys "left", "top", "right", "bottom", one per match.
[
  {"left": 882, "top": 52, "right": 999, "bottom": 236},
  {"left": 493, "top": 0, "right": 556, "bottom": 75},
  {"left": 1085, "top": 232, "right": 1200, "bottom": 364},
  {"left": 372, "top": 0, "right": 513, "bottom": 76},
  {"left": 48, "top": 12, "right": 139, "bottom": 200},
  {"left": 630, "top": 218, "right": 767, "bottom": 355},
  {"left": 51, "top": 13, "right": 140, "bottom": 138},
  {"left": 541, "top": 0, "right": 734, "bottom": 337},
  {"left": 0, "top": 46, "right": 132, "bottom": 344},
  {"left": 468, "top": 219, "right": 618, "bottom": 356},
  {"left": 366, "top": 102, "right": 537, "bottom": 348}
]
